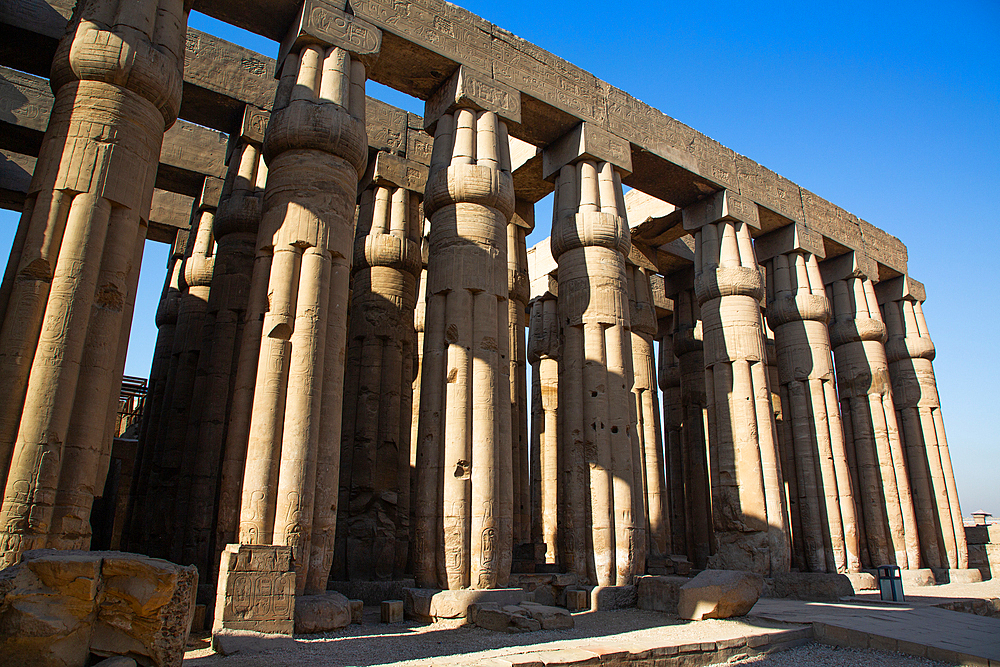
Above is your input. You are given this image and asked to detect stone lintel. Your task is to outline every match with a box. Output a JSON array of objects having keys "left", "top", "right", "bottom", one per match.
[
  {"left": 874, "top": 275, "right": 926, "bottom": 305},
  {"left": 542, "top": 122, "right": 632, "bottom": 181},
  {"left": 527, "top": 238, "right": 558, "bottom": 300},
  {"left": 819, "top": 251, "right": 879, "bottom": 285},
  {"left": 662, "top": 266, "right": 696, "bottom": 298},
  {"left": 859, "top": 218, "right": 908, "bottom": 276},
  {"left": 423, "top": 65, "right": 522, "bottom": 132},
  {"left": 628, "top": 238, "right": 659, "bottom": 272},
  {"left": 370, "top": 151, "right": 430, "bottom": 193},
  {"left": 0, "top": 65, "right": 51, "bottom": 134},
  {"left": 681, "top": 189, "right": 760, "bottom": 232},
  {"left": 150, "top": 190, "right": 197, "bottom": 244},
  {"left": 277, "top": 0, "right": 382, "bottom": 75},
  {"left": 753, "top": 222, "right": 825, "bottom": 263},
  {"left": 513, "top": 198, "right": 535, "bottom": 232},
  {"left": 225, "top": 105, "right": 271, "bottom": 165}
]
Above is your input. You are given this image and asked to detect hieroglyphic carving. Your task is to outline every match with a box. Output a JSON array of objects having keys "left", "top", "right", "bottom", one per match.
[
  {"left": 542, "top": 122, "right": 631, "bottom": 180},
  {"left": 213, "top": 544, "right": 296, "bottom": 635},
  {"left": 425, "top": 66, "right": 521, "bottom": 128},
  {"left": 735, "top": 155, "right": 804, "bottom": 224},
  {"left": 0, "top": 66, "right": 51, "bottom": 133},
  {"left": 279, "top": 0, "right": 383, "bottom": 69},
  {"left": 184, "top": 30, "right": 277, "bottom": 110},
  {"left": 367, "top": 98, "right": 408, "bottom": 155}
]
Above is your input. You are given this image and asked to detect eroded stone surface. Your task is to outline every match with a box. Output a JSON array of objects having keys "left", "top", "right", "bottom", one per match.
[{"left": 677, "top": 569, "right": 763, "bottom": 621}]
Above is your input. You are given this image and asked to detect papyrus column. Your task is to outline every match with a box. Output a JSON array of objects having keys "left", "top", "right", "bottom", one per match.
[
  {"left": 413, "top": 67, "right": 519, "bottom": 590},
  {"left": 236, "top": 4, "right": 380, "bottom": 595},
  {"left": 181, "top": 107, "right": 269, "bottom": 599},
  {"left": 878, "top": 276, "right": 968, "bottom": 570},
  {"left": 684, "top": 191, "right": 789, "bottom": 575},
  {"left": 823, "top": 252, "right": 920, "bottom": 569},
  {"left": 527, "top": 292, "right": 559, "bottom": 564},
  {"left": 628, "top": 265, "right": 668, "bottom": 558},
  {"left": 546, "top": 122, "right": 642, "bottom": 586},
  {"left": 0, "top": 0, "right": 186, "bottom": 563},
  {"left": 509, "top": 201, "right": 533, "bottom": 548},
  {"left": 657, "top": 316, "right": 686, "bottom": 558},
  {"left": 337, "top": 152, "right": 425, "bottom": 581},
  {"left": 665, "top": 272, "right": 714, "bottom": 568},
  {"left": 758, "top": 224, "right": 861, "bottom": 573}
]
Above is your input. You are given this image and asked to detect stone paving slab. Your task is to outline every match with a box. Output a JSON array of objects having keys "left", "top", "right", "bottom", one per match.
[{"left": 751, "top": 597, "right": 1000, "bottom": 665}]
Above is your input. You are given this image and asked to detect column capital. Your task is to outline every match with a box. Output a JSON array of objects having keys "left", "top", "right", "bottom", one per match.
[
  {"left": 277, "top": 0, "right": 382, "bottom": 73},
  {"left": 662, "top": 266, "right": 695, "bottom": 299},
  {"left": 874, "top": 275, "right": 926, "bottom": 304},
  {"left": 542, "top": 122, "right": 631, "bottom": 180},
  {"left": 754, "top": 222, "right": 825, "bottom": 263},
  {"left": 681, "top": 189, "right": 760, "bottom": 232},
  {"left": 198, "top": 176, "right": 225, "bottom": 212},
  {"left": 424, "top": 65, "right": 521, "bottom": 132},
  {"left": 819, "top": 250, "right": 879, "bottom": 285}
]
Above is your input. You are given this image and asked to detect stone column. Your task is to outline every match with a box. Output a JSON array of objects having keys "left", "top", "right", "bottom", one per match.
[
  {"left": 822, "top": 252, "right": 920, "bottom": 569},
  {"left": 758, "top": 224, "right": 861, "bottom": 574},
  {"left": 181, "top": 107, "right": 269, "bottom": 599},
  {"left": 142, "top": 180, "right": 219, "bottom": 560},
  {"left": 684, "top": 191, "right": 789, "bottom": 575},
  {"left": 124, "top": 231, "right": 186, "bottom": 552},
  {"left": 236, "top": 5, "right": 380, "bottom": 596},
  {"left": 337, "top": 151, "right": 425, "bottom": 581},
  {"left": 509, "top": 201, "right": 533, "bottom": 549},
  {"left": 628, "top": 264, "right": 668, "bottom": 558},
  {"left": 665, "top": 273, "right": 713, "bottom": 568},
  {"left": 409, "top": 230, "right": 429, "bottom": 559},
  {"left": 877, "top": 276, "right": 969, "bottom": 571},
  {"left": 657, "top": 316, "right": 686, "bottom": 558},
  {"left": 527, "top": 292, "right": 559, "bottom": 564},
  {"left": 413, "top": 66, "right": 519, "bottom": 590},
  {"left": 0, "top": 0, "right": 186, "bottom": 563},
  {"left": 545, "top": 122, "right": 643, "bottom": 586}
]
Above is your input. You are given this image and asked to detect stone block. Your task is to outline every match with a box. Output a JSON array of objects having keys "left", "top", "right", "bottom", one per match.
[
  {"left": 531, "top": 583, "right": 557, "bottom": 607},
  {"left": 474, "top": 607, "right": 516, "bottom": 632},
  {"left": 294, "top": 592, "right": 352, "bottom": 634},
  {"left": 328, "top": 578, "right": 416, "bottom": 605},
  {"left": 424, "top": 65, "right": 521, "bottom": 129},
  {"left": 591, "top": 585, "right": 637, "bottom": 611},
  {"left": 677, "top": 569, "right": 763, "bottom": 621},
  {"left": 210, "top": 629, "right": 295, "bottom": 655},
  {"left": 213, "top": 544, "right": 295, "bottom": 636},
  {"left": 92, "top": 658, "right": 138, "bottom": 667},
  {"left": 636, "top": 575, "right": 689, "bottom": 614},
  {"left": 191, "top": 604, "right": 206, "bottom": 633},
  {"left": 349, "top": 599, "right": 363, "bottom": 624},
  {"left": 0, "top": 550, "right": 196, "bottom": 667},
  {"left": 542, "top": 121, "right": 632, "bottom": 180},
  {"left": 381, "top": 599, "right": 404, "bottom": 624},
  {"left": 670, "top": 555, "right": 693, "bottom": 576},
  {"left": 565, "top": 588, "right": 589, "bottom": 612},
  {"left": 768, "top": 572, "right": 854, "bottom": 601},
  {"left": 932, "top": 568, "right": 983, "bottom": 584},
  {"left": 403, "top": 587, "right": 528, "bottom": 621},
  {"left": 278, "top": 0, "right": 381, "bottom": 71},
  {"left": 520, "top": 602, "right": 574, "bottom": 630},
  {"left": 845, "top": 572, "right": 877, "bottom": 592},
  {"left": 510, "top": 615, "right": 541, "bottom": 632},
  {"left": 682, "top": 189, "right": 760, "bottom": 232},
  {"left": 900, "top": 568, "right": 936, "bottom": 588}
]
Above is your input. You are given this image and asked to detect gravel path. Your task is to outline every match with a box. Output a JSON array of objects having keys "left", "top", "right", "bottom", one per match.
[{"left": 711, "top": 642, "right": 955, "bottom": 666}]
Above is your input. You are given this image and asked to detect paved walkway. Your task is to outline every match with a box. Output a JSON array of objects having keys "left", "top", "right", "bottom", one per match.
[{"left": 750, "top": 579, "right": 1000, "bottom": 666}]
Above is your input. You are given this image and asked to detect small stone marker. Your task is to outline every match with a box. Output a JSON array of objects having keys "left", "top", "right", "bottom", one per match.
[
  {"left": 381, "top": 600, "right": 404, "bottom": 623},
  {"left": 349, "top": 599, "right": 364, "bottom": 624},
  {"left": 565, "top": 588, "right": 589, "bottom": 612}
]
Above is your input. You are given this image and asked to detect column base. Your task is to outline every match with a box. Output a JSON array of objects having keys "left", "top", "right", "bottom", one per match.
[
  {"left": 328, "top": 579, "right": 416, "bottom": 605},
  {"left": 930, "top": 568, "right": 984, "bottom": 585},
  {"left": 403, "top": 587, "right": 528, "bottom": 622},
  {"left": 899, "top": 568, "right": 936, "bottom": 588}
]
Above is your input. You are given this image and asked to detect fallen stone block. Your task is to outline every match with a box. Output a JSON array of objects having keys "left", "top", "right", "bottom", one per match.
[
  {"left": 671, "top": 555, "right": 692, "bottom": 576},
  {"left": 468, "top": 601, "right": 500, "bottom": 625},
  {"left": 474, "top": 607, "right": 516, "bottom": 632},
  {"left": 636, "top": 575, "right": 689, "bottom": 613},
  {"left": 565, "top": 588, "right": 589, "bottom": 612},
  {"left": 92, "top": 658, "right": 138, "bottom": 667},
  {"left": 591, "top": 584, "right": 636, "bottom": 610},
  {"left": 295, "top": 591, "right": 352, "bottom": 634},
  {"left": 768, "top": 572, "right": 854, "bottom": 601},
  {"left": 677, "top": 569, "right": 763, "bottom": 620},
  {"left": 932, "top": 568, "right": 983, "bottom": 585},
  {"left": 900, "top": 568, "right": 936, "bottom": 588},
  {"left": 349, "top": 599, "right": 363, "bottom": 624},
  {"left": 213, "top": 544, "right": 295, "bottom": 636},
  {"left": 845, "top": 572, "right": 877, "bottom": 592},
  {"left": 510, "top": 614, "right": 541, "bottom": 632},
  {"left": 403, "top": 587, "right": 528, "bottom": 621},
  {"left": 521, "top": 602, "right": 574, "bottom": 629},
  {"left": 210, "top": 628, "right": 295, "bottom": 655},
  {"left": 381, "top": 599, "right": 404, "bottom": 623},
  {"left": 0, "top": 549, "right": 197, "bottom": 667}
]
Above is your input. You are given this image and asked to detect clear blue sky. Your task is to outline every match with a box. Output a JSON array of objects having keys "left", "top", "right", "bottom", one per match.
[{"left": 0, "top": 0, "right": 996, "bottom": 515}]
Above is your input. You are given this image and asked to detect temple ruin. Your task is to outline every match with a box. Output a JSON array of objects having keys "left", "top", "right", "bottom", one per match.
[{"left": 0, "top": 0, "right": 979, "bottom": 647}]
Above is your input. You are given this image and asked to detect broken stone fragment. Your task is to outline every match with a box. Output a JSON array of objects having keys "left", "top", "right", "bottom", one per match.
[{"left": 677, "top": 569, "right": 763, "bottom": 621}]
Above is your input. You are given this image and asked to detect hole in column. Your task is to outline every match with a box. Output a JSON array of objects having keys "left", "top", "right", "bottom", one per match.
[
  {"left": 611, "top": 426, "right": 618, "bottom": 434},
  {"left": 591, "top": 391, "right": 597, "bottom": 397}
]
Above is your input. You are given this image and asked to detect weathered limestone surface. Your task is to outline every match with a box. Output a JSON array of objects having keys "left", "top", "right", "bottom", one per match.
[
  {"left": 823, "top": 253, "right": 920, "bottom": 570},
  {"left": 414, "top": 66, "right": 518, "bottom": 590},
  {"left": 0, "top": 0, "right": 185, "bottom": 562},
  {"left": 628, "top": 264, "right": 668, "bottom": 558},
  {"left": 759, "top": 225, "right": 861, "bottom": 574},
  {"left": 877, "top": 276, "right": 968, "bottom": 571},
  {"left": 548, "top": 122, "right": 643, "bottom": 586},
  {"left": 235, "top": 4, "right": 379, "bottom": 596},
  {"left": 685, "top": 190, "right": 789, "bottom": 575},
  {"left": 213, "top": 544, "right": 294, "bottom": 636},
  {"left": 677, "top": 569, "right": 763, "bottom": 621},
  {"left": 527, "top": 292, "right": 559, "bottom": 564},
  {"left": 657, "top": 318, "right": 686, "bottom": 560},
  {"left": 509, "top": 200, "right": 532, "bottom": 548},
  {"left": 335, "top": 151, "right": 425, "bottom": 581},
  {"left": 0, "top": 549, "right": 197, "bottom": 667}
]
